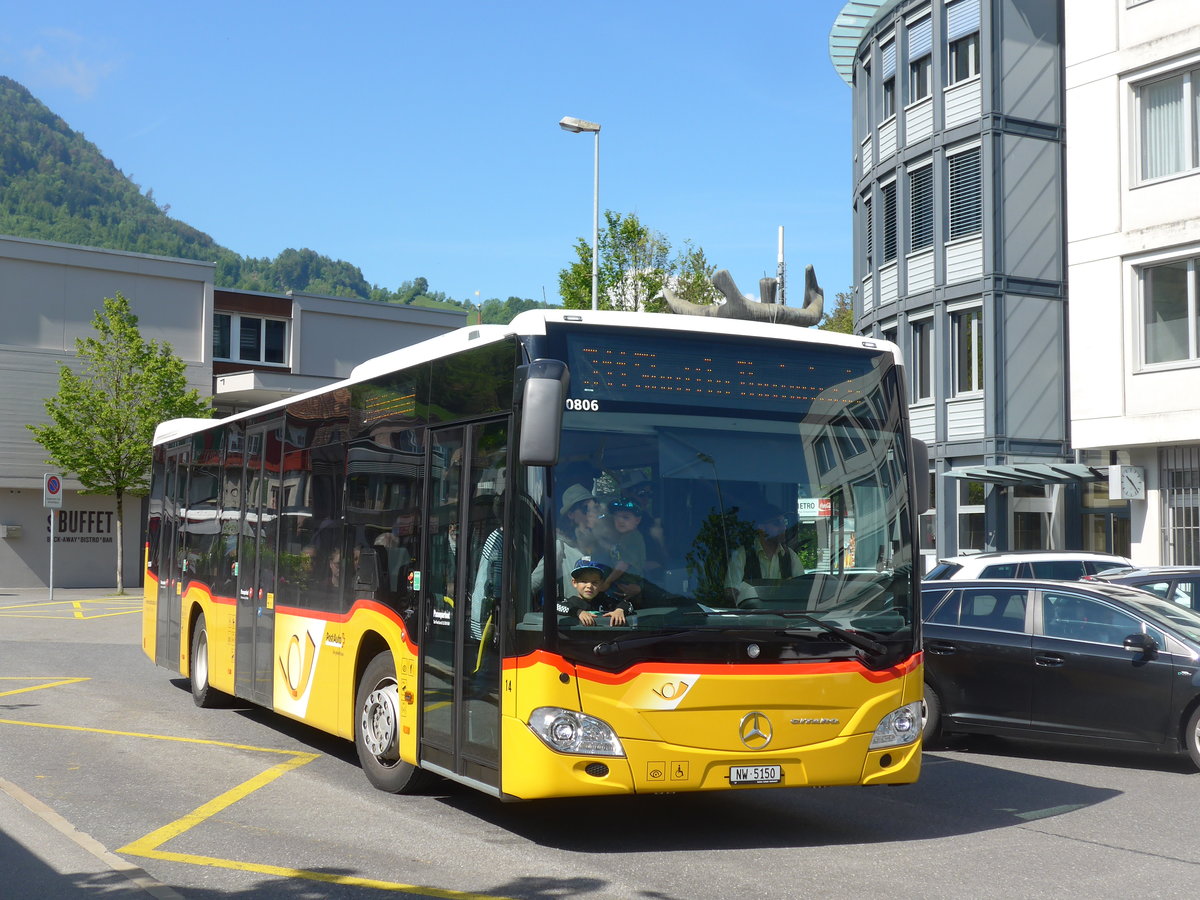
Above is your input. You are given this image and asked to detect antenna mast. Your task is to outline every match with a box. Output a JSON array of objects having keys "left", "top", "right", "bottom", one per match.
[{"left": 777, "top": 226, "right": 787, "bottom": 306}]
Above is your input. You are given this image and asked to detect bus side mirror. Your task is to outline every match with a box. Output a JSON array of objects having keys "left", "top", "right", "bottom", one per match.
[
  {"left": 911, "top": 438, "right": 930, "bottom": 513},
  {"left": 518, "top": 359, "right": 569, "bottom": 467}
]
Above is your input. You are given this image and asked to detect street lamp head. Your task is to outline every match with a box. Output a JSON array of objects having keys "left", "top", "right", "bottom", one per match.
[{"left": 559, "top": 116, "right": 601, "bottom": 134}]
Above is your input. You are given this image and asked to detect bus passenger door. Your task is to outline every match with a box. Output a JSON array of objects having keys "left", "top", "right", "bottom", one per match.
[
  {"left": 235, "top": 422, "right": 283, "bottom": 706},
  {"left": 419, "top": 421, "right": 505, "bottom": 788},
  {"left": 155, "top": 446, "right": 189, "bottom": 669}
]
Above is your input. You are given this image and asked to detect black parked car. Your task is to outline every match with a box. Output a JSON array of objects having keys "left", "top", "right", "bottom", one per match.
[
  {"left": 1082, "top": 566, "right": 1200, "bottom": 612},
  {"left": 921, "top": 579, "right": 1200, "bottom": 767}
]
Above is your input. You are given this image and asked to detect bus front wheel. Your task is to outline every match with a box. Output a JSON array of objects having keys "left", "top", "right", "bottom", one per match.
[{"left": 355, "top": 651, "right": 435, "bottom": 794}]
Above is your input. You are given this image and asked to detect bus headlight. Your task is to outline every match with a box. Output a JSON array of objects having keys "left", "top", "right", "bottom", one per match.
[
  {"left": 869, "top": 701, "right": 922, "bottom": 749},
  {"left": 528, "top": 707, "right": 626, "bottom": 757}
]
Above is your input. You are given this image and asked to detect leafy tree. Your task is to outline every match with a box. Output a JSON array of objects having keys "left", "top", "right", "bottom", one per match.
[
  {"left": 28, "top": 293, "right": 212, "bottom": 593},
  {"left": 478, "top": 295, "right": 558, "bottom": 324},
  {"left": 558, "top": 211, "right": 720, "bottom": 312},
  {"left": 670, "top": 241, "right": 721, "bottom": 309},
  {"left": 818, "top": 286, "right": 855, "bottom": 333}
]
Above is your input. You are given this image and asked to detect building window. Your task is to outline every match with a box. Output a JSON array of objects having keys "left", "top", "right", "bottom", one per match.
[
  {"left": 952, "top": 307, "right": 983, "bottom": 394},
  {"left": 1162, "top": 445, "right": 1200, "bottom": 564},
  {"left": 881, "top": 39, "right": 897, "bottom": 119},
  {"left": 1141, "top": 255, "right": 1198, "bottom": 365},
  {"left": 881, "top": 180, "right": 898, "bottom": 263},
  {"left": 909, "top": 164, "right": 934, "bottom": 251},
  {"left": 946, "top": 0, "right": 981, "bottom": 85},
  {"left": 911, "top": 318, "right": 933, "bottom": 402},
  {"left": 948, "top": 146, "right": 982, "bottom": 240},
  {"left": 214, "top": 312, "right": 288, "bottom": 365},
  {"left": 907, "top": 16, "right": 933, "bottom": 102},
  {"left": 863, "top": 195, "right": 873, "bottom": 273},
  {"left": 1136, "top": 68, "right": 1199, "bottom": 181},
  {"left": 957, "top": 478, "right": 986, "bottom": 552}
]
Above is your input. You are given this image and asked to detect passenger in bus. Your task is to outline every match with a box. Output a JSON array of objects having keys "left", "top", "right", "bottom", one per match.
[
  {"left": 622, "top": 477, "right": 667, "bottom": 583},
  {"left": 559, "top": 483, "right": 607, "bottom": 557},
  {"left": 373, "top": 532, "right": 411, "bottom": 594},
  {"left": 558, "top": 557, "right": 634, "bottom": 626},
  {"left": 470, "top": 510, "right": 504, "bottom": 641},
  {"left": 599, "top": 498, "right": 646, "bottom": 603},
  {"left": 725, "top": 504, "right": 804, "bottom": 604}
]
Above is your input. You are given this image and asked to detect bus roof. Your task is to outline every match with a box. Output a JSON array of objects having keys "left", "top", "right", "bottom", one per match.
[{"left": 154, "top": 309, "right": 898, "bottom": 446}]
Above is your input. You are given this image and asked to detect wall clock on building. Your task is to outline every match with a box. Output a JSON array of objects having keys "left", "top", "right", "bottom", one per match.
[{"left": 1109, "top": 465, "right": 1145, "bottom": 500}]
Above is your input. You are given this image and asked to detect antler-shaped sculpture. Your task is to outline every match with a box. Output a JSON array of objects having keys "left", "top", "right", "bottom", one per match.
[{"left": 661, "top": 265, "right": 824, "bottom": 327}]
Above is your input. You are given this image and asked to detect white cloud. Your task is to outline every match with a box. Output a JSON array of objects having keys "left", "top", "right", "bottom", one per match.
[{"left": 21, "top": 30, "right": 117, "bottom": 99}]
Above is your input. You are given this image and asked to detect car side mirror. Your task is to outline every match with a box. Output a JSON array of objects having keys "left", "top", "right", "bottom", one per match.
[{"left": 1122, "top": 632, "right": 1158, "bottom": 658}]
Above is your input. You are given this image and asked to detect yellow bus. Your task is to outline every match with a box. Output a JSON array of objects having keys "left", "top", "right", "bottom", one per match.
[{"left": 143, "top": 310, "right": 928, "bottom": 800}]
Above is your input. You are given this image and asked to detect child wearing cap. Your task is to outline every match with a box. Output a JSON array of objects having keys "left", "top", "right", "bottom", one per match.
[
  {"left": 599, "top": 498, "right": 646, "bottom": 602},
  {"left": 557, "top": 557, "right": 634, "bottom": 626}
]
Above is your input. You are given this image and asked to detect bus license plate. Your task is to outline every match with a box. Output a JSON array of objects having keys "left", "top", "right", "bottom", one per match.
[{"left": 729, "top": 765, "right": 781, "bottom": 785}]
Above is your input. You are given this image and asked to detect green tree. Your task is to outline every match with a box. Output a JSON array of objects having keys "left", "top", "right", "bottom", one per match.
[
  {"left": 818, "top": 286, "right": 855, "bottom": 333},
  {"left": 478, "top": 295, "right": 558, "bottom": 324},
  {"left": 28, "top": 293, "right": 212, "bottom": 593},
  {"left": 558, "top": 211, "right": 719, "bottom": 312}
]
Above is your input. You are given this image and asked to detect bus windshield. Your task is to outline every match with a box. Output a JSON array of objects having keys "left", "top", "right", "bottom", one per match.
[{"left": 533, "top": 326, "right": 917, "bottom": 669}]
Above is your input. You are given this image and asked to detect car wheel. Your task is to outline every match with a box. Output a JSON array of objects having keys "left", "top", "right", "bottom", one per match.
[
  {"left": 190, "top": 612, "right": 224, "bottom": 708},
  {"left": 921, "top": 683, "right": 943, "bottom": 747},
  {"left": 1185, "top": 706, "right": 1200, "bottom": 771},
  {"left": 355, "top": 651, "right": 437, "bottom": 794}
]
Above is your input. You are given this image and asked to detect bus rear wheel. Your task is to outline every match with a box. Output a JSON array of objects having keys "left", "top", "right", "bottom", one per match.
[
  {"left": 355, "top": 651, "right": 435, "bottom": 794},
  {"left": 190, "top": 612, "right": 225, "bottom": 708}
]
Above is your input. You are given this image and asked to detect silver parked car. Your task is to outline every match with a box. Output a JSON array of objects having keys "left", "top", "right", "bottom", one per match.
[{"left": 924, "top": 550, "right": 1131, "bottom": 581}]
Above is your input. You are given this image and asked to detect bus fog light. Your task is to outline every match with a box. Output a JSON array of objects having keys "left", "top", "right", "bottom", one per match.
[
  {"left": 528, "top": 707, "right": 626, "bottom": 757},
  {"left": 870, "top": 701, "right": 922, "bottom": 749}
]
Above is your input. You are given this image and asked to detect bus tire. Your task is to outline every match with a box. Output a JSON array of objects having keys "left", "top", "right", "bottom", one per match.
[
  {"left": 190, "top": 612, "right": 224, "bottom": 708},
  {"left": 355, "top": 651, "right": 436, "bottom": 794},
  {"left": 921, "top": 683, "right": 942, "bottom": 747}
]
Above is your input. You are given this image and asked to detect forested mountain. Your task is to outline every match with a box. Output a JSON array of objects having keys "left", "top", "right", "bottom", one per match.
[{"left": 0, "top": 76, "right": 550, "bottom": 317}]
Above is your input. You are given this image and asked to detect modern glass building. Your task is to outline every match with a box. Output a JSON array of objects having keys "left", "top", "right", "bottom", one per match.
[{"left": 830, "top": 0, "right": 1090, "bottom": 571}]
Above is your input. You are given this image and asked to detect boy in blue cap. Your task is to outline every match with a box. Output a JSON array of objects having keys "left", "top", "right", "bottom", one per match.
[{"left": 557, "top": 557, "right": 634, "bottom": 626}]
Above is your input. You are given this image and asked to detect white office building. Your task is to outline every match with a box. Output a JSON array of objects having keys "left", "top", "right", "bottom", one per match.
[{"left": 1065, "top": 0, "right": 1200, "bottom": 564}]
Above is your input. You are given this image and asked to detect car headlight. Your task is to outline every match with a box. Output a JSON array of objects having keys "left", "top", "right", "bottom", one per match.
[
  {"left": 869, "top": 701, "right": 922, "bottom": 749},
  {"left": 527, "top": 707, "right": 626, "bottom": 757}
]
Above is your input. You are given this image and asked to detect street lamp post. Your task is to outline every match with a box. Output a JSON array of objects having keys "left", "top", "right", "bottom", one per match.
[{"left": 559, "top": 116, "right": 601, "bottom": 311}]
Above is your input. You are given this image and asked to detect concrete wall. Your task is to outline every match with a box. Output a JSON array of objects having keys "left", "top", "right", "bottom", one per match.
[{"left": 291, "top": 293, "right": 468, "bottom": 379}]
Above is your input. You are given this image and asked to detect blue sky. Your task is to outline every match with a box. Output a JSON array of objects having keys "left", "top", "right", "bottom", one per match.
[{"left": 2, "top": 1, "right": 855, "bottom": 307}]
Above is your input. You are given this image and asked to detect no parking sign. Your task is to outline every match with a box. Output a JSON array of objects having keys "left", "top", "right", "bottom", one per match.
[{"left": 44, "top": 473, "right": 63, "bottom": 509}]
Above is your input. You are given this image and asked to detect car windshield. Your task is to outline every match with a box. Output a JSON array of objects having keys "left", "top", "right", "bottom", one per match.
[
  {"left": 533, "top": 327, "right": 918, "bottom": 668},
  {"left": 1128, "top": 595, "right": 1200, "bottom": 643}
]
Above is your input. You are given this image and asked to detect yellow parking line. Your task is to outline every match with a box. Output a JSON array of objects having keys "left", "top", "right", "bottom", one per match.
[
  {"left": 0, "top": 677, "right": 90, "bottom": 698},
  {"left": 1, "top": 708, "right": 516, "bottom": 898},
  {"left": 0, "top": 598, "right": 139, "bottom": 620}
]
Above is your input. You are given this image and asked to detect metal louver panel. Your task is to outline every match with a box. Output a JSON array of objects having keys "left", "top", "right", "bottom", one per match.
[
  {"left": 947, "top": 0, "right": 981, "bottom": 41},
  {"left": 948, "top": 147, "right": 982, "bottom": 240},
  {"left": 882, "top": 182, "right": 898, "bottom": 262},
  {"left": 907, "top": 15, "right": 932, "bottom": 60},
  {"left": 909, "top": 165, "right": 934, "bottom": 251}
]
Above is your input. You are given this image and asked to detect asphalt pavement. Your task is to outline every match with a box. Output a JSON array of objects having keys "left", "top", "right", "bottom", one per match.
[{"left": 0, "top": 585, "right": 182, "bottom": 899}]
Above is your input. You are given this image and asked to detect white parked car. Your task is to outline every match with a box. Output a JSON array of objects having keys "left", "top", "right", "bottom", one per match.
[{"left": 924, "top": 550, "right": 1132, "bottom": 581}]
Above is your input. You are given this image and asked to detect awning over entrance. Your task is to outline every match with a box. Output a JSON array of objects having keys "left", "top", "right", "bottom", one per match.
[{"left": 943, "top": 463, "right": 1108, "bottom": 486}]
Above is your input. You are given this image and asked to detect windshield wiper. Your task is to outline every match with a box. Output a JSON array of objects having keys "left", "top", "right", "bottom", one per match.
[
  {"left": 591, "top": 629, "right": 703, "bottom": 657},
  {"left": 780, "top": 612, "right": 887, "bottom": 657}
]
